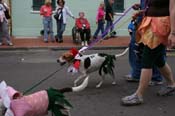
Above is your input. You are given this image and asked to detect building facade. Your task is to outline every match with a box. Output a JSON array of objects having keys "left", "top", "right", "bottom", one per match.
[{"left": 9, "top": 0, "right": 138, "bottom": 37}]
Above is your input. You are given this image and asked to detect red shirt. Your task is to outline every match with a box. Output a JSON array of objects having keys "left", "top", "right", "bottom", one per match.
[
  {"left": 76, "top": 18, "right": 90, "bottom": 29},
  {"left": 40, "top": 5, "right": 52, "bottom": 17}
]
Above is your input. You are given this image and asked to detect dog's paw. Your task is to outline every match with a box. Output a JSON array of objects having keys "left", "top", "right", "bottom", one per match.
[
  {"left": 96, "top": 84, "right": 101, "bottom": 88},
  {"left": 112, "top": 82, "right": 116, "bottom": 85}
]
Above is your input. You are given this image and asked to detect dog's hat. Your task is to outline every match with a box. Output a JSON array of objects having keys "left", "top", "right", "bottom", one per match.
[{"left": 70, "top": 48, "right": 78, "bottom": 57}]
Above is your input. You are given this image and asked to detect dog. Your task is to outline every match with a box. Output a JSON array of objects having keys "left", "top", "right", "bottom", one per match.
[
  {"left": 57, "top": 47, "right": 129, "bottom": 88},
  {"left": 0, "top": 77, "right": 89, "bottom": 116}
]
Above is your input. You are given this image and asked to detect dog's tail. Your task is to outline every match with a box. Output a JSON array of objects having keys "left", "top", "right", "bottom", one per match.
[
  {"left": 115, "top": 47, "right": 129, "bottom": 58},
  {"left": 58, "top": 77, "right": 89, "bottom": 93}
]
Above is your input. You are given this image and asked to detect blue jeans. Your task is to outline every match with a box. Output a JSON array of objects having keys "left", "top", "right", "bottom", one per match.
[
  {"left": 0, "top": 19, "right": 11, "bottom": 43},
  {"left": 104, "top": 20, "right": 113, "bottom": 37},
  {"left": 129, "top": 32, "right": 163, "bottom": 81},
  {"left": 93, "top": 20, "right": 104, "bottom": 38},
  {"left": 56, "top": 20, "right": 66, "bottom": 41},
  {"left": 43, "top": 17, "right": 54, "bottom": 41}
]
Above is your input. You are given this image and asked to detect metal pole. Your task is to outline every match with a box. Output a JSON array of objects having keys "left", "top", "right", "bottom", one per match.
[{"left": 8, "top": 0, "right": 12, "bottom": 36}]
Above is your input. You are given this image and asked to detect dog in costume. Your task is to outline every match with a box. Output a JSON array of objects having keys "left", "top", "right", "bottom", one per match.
[
  {"left": 0, "top": 77, "right": 89, "bottom": 116},
  {"left": 57, "top": 47, "right": 129, "bottom": 88}
]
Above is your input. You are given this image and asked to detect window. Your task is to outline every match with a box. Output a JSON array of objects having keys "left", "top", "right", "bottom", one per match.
[
  {"left": 104, "top": 0, "right": 124, "bottom": 13},
  {"left": 32, "top": 0, "right": 56, "bottom": 11}
]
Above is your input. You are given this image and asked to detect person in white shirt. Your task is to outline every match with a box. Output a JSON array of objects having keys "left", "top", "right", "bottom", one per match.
[
  {"left": 0, "top": 0, "right": 13, "bottom": 46},
  {"left": 54, "top": 0, "right": 75, "bottom": 43}
]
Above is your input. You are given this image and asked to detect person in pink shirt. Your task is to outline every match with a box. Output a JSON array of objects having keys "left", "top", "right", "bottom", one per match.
[
  {"left": 93, "top": 2, "right": 105, "bottom": 39},
  {"left": 40, "top": 0, "right": 55, "bottom": 43}
]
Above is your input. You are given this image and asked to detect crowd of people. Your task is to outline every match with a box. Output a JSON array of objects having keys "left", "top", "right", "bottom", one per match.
[{"left": 39, "top": 0, "right": 116, "bottom": 46}]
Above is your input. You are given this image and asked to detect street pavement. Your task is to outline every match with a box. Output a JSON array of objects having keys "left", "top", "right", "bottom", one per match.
[{"left": 0, "top": 49, "right": 175, "bottom": 116}]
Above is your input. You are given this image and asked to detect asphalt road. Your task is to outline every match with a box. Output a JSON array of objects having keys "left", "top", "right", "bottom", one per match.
[{"left": 0, "top": 49, "right": 175, "bottom": 116}]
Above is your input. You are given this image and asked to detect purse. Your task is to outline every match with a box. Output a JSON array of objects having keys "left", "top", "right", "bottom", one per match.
[
  {"left": 54, "top": 13, "right": 59, "bottom": 20},
  {"left": 2, "top": 3, "right": 11, "bottom": 19},
  {"left": 54, "top": 8, "right": 62, "bottom": 20}
]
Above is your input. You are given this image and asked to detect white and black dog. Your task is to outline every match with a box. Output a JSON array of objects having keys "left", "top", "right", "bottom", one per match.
[{"left": 57, "top": 47, "right": 129, "bottom": 88}]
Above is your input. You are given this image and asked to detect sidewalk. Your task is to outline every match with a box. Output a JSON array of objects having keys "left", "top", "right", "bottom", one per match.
[{"left": 0, "top": 36, "right": 130, "bottom": 50}]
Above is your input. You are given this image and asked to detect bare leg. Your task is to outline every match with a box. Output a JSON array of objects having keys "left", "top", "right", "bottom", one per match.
[
  {"left": 74, "top": 73, "right": 87, "bottom": 86},
  {"left": 159, "top": 63, "right": 175, "bottom": 86},
  {"left": 136, "top": 68, "right": 152, "bottom": 97}
]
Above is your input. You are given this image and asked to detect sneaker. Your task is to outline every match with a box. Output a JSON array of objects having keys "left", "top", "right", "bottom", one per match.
[
  {"left": 58, "top": 40, "right": 63, "bottom": 43},
  {"left": 157, "top": 86, "right": 175, "bottom": 96},
  {"left": 7, "top": 42, "right": 13, "bottom": 46},
  {"left": 149, "top": 81, "right": 163, "bottom": 86},
  {"left": 121, "top": 93, "right": 143, "bottom": 106},
  {"left": 124, "top": 74, "right": 139, "bottom": 82},
  {"left": 85, "top": 41, "right": 88, "bottom": 46},
  {"left": 81, "top": 41, "right": 85, "bottom": 46},
  {"left": 44, "top": 40, "right": 48, "bottom": 43}
]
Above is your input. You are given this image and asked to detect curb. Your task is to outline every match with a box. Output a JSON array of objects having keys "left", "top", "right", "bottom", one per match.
[
  {"left": 0, "top": 46, "right": 128, "bottom": 51},
  {"left": 0, "top": 46, "right": 175, "bottom": 52}
]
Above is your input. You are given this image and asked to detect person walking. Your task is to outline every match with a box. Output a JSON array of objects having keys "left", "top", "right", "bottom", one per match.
[
  {"left": 125, "top": 0, "right": 164, "bottom": 85},
  {"left": 40, "top": 0, "right": 54, "bottom": 43},
  {"left": 0, "top": 0, "right": 13, "bottom": 46},
  {"left": 93, "top": 1, "right": 105, "bottom": 40},
  {"left": 104, "top": 0, "right": 114, "bottom": 39},
  {"left": 55, "top": 0, "right": 74, "bottom": 43},
  {"left": 121, "top": 0, "right": 175, "bottom": 106}
]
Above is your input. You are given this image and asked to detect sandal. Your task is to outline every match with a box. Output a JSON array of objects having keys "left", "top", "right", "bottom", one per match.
[
  {"left": 124, "top": 75, "right": 139, "bottom": 82},
  {"left": 149, "top": 81, "right": 163, "bottom": 86},
  {"left": 157, "top": 86, "right": 175, "bottom": 96}
]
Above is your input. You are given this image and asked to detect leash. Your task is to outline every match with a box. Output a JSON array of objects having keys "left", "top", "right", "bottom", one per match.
[
  {"left": 99, "top": 16, "right": 132, "bottom": 42},
  {"left": 85, "top": 6, "right": 132, "bottom": 51},
  {"left": 23, "top": 65, "right": 66, "bottom": 95}
]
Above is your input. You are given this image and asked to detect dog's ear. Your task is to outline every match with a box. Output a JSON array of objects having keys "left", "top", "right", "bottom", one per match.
[{"left": 63, "top": 53, "right": 74, "bottom": 62}]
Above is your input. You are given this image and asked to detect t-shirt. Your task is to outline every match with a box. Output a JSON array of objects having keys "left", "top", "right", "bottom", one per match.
[
  {"left": 105, "top": 3, "right": 113, "bottom": 21},
  {"left": 0, "top": 4, "right": 5, "bottom": 22},
  {"left": 145, "top": 0, "right": 169, "bottom": 16}
]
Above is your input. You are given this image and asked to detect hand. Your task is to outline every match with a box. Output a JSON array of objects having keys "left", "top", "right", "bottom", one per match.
[
  {"left": 82, "top": 24, "right": 86, "bottom": 29},
  {"left": 132, "top": 10, "right": 145, "bottom": 19},
  {"left": 168, "top": 33, "right": 175, "bottom": 49},
  {"left": 72, "top": 16, "right": 76, "bottom": 20},
  {"left": 132, "top": 3, "right": 140, "bottom": 10}
]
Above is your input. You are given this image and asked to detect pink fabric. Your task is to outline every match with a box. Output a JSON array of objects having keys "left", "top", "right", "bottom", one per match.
[
  {"left": 11, "top": 99, "right": 33, "bottom": 116},
  {"left": 10, "top": 90, "right": 49, "bottom": 116},
  {"left": 40, "top": 5, "right": 52, "bottom": 17},
  {"left": 23, "top": 90, "right": 49, "bottom": 116},
  {"left": 7, "top": 86, "right": 21, "bottom": 100},
  {"left": 96, "top": 7, "right": 105, "bottom": 22}
]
